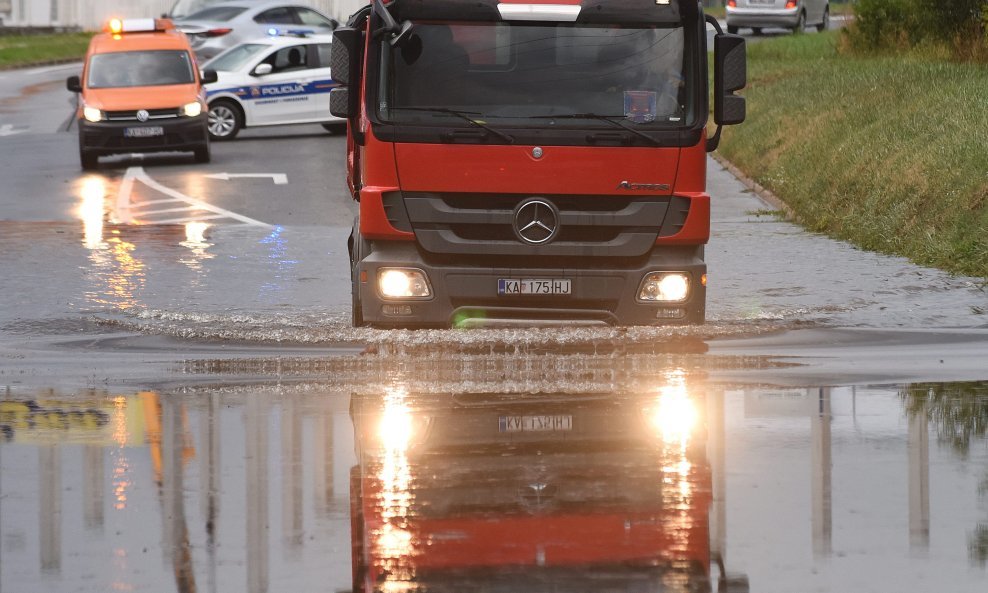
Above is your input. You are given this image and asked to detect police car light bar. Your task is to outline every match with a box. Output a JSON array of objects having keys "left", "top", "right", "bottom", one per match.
[
  {"left": 266, "top": 27, "right": 315, "bottom": 37},
  {"left": 106, "top": 18, "right": 174, "bottom": 34},
  {"left": 497, "top": 3, "right": 581, "bottom": 21}
]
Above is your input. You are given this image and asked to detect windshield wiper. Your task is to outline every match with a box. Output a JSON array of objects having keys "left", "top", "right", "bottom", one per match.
[
  {"left": 391, "top": 106, "right": 515, "bottom": 144},
  {"left": 530, "top": 112, "right": 662, "bottom": 147}
]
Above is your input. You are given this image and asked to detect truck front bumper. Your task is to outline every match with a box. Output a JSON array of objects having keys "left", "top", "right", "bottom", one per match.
[{"left": 355, "top": 243, "right": 706, "bottom": 328}]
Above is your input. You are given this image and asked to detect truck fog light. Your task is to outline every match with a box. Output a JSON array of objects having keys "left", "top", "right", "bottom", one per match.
[
  {"left": 83, "top": 106, "right": 104, "bottom": 122},
  {"left": 378, "top": 268, "right": 432, "bottom": 299},
  {"left": 382, "top": 304, "right": 413, "bottom": 316},
  {"left": 656, "top": 308, "right": 686, "bottom": 319},
  {"left": 638, "top": 272, "right": 690, "bottom": 303}
]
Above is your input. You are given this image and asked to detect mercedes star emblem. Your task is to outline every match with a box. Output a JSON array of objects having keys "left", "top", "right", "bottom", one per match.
[
  {"left": 513, "top": 198, "right": 559, "bottom": 245},
  {"left": 136, "top": 109, "right": 150, "bottom": 122}
]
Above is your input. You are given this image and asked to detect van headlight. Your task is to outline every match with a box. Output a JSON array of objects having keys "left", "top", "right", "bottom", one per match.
[
  {"left": 83, "top": 106, "right": 104, "bottom": 122},
  {"left": 183, "top": 101, "right": 203, "bottom": 117}
]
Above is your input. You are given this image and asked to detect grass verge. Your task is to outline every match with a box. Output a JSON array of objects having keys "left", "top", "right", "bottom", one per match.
[
  {"left": 717, "top": 31, "right": 988, "bottom": 278},
  {"left": 0, "top": 33, "right": 92, "bottom": 69}
]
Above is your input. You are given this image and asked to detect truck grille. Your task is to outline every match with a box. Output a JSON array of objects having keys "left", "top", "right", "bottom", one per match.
[{"left": 398, "top": 193, "right": 680, "bottom": 258}]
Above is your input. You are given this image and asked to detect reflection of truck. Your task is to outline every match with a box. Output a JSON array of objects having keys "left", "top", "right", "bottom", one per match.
[
  {"left": 349, "top": 389, "right": 748, "bottom": 593},
  {"left": 330, "top": 0, "right": 746, "bottom": 327}
]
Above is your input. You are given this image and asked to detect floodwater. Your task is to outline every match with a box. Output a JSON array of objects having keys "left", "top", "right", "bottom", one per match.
[
  {"left": 2, "top": 371, "right": 987, "bottom": 593},
  {"left": 0, "top": 161, "right": 985, "bottom": 354}
]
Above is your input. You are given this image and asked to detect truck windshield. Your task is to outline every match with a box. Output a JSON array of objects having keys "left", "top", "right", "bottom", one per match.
[
  {"left": 87, "top": 50, "right": 196, "bottom": 88},
  {"left": 379, "top": 22, "right": 691, "bottom": 127}
]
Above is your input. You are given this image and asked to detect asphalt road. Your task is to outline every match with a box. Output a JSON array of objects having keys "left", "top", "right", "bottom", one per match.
[{"left": 1, "top": 58, "right": 987, "bottom": 593}]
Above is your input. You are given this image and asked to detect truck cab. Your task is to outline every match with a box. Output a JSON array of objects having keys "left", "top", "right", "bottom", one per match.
[{"left": 331, "top": 0, "right": 746, "bottom": 328}]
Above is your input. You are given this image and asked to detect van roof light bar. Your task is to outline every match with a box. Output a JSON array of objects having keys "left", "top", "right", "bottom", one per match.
[{"left": 497, "top": 3, "right": 582, "bottom": 22}]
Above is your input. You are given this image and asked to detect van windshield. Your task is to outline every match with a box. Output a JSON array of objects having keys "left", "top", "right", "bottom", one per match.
[
  {"left": 87, "top": 50, "right": 196, "bottom": 88},
  {"left": 379, "top": 22, "right": 692, "bottom": 127}
]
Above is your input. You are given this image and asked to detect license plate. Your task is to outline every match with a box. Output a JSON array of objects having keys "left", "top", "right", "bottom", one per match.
[
  {"left": 749, "top": 0, "right": 775, "bottom": 4},
  {"left": 498, "top": 278, "right": 571, "bottom": 295},
  {"left": 124, "top": 126, "right": 164, "bottom": 138},
  {"left": 499, "top": 415, "right": 573, "bottom": 433}
]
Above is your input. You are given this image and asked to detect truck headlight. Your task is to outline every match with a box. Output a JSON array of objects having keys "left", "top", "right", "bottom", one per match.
[
  {"left": 378, "top": 268, "right": 432, "bottom": 299},
  {"left": 638, "top": 272, "right": 690, "bottom": 303},
  {"left": 183, "top": 101, "right": 203, "bottom": 117},
  {"left": 83, "top": 106, "right": 104, "bottom": 122}
]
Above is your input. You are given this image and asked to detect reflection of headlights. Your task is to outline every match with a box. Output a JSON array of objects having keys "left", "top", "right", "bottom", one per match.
[
  {"left": 376, "top": 409, "right": 431, "bottom": 451},
  {"left": 83, "top": 106, "right": 104, "bottom": 122},
  {"left": 644, "top": 388, "right": 698, "bottom": 445},
  {"left": 183, "top": 101, "right": 203, "bottom": 117}
]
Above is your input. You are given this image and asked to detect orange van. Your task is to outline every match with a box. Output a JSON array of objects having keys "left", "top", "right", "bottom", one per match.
[{"left": 66, "top": 18, "right": 219, "bottom": 170}]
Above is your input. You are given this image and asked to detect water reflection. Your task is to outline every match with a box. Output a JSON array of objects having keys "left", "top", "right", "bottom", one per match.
[
  {"left": 75, "top": 177, "right": 216, "bottom": 311},
  {"left": 349, "top": 374, "right": 738, "bottom": 593},
  {"left": 2, "top": 378, "right": 988, "bottom": 592}
]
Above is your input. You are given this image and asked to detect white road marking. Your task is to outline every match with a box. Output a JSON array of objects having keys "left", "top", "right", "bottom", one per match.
[
  {"left": 204, "top": 172, "right": 288, "bottom": 185},
  {"left": 115, "top": 167, "right": 271, "bottom": 227},
  {"left": 0, "top": 124, "right": 29, "bottom": 137}
]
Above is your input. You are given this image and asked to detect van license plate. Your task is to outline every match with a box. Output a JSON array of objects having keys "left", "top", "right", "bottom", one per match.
[
  {"left": 124, "top": 126, "right": 164, "bottom": 138},
  {"left": 499, "top": 415, "right": 573, "bottom": 433},
  {"left": 498, "top": 279, "right": 571, "bottom": 295}
]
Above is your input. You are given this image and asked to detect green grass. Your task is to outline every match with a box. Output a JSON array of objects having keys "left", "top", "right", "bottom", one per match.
[
  {"left": 0, "top": 33, "right": 92, "bottom": 69},
  {"left": 717, "top": 31, "right": 988, "bottom": 278}
]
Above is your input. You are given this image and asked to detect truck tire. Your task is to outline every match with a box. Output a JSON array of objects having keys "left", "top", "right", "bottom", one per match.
[
  {"left": 817, "top": 7, "right": 830, "bottom": 32},
  {"left": 349, "top": 219, "right": 369, "bottom": 328},
  {"left": 727, "top": 25, "right": 738, "bottom": 35}
]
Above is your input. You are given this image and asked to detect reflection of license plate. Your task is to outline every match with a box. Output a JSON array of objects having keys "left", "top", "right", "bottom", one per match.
[
  {"left": 498, "top": 279, "right": 571, "bottom": 295},
  {"left": 124, "top": 126, "right": 164, "bottom": 138},
  {"left": 499, "top": 415, "right": 573, "bottom": 433}
]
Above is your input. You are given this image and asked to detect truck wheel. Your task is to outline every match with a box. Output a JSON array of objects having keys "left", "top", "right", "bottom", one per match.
[
  {"left": 727, "top": 25, "right": 738, "bottom": 35},
  {"left": 350, "top": 220, "right": 369, "bottom": 328},
  {"left": 817, "top": 7, "right": 830, "bottom": 32},
  {"left": 207, "top": 100, "right": 242, "bottom": 140},
  {"left": 193, "top": 141, "right": 211, "bottom": 164},
  {"left": 80, "top": 149, "right": 98, "bottom": 171},
  {"left": 751, "top": 27, "right": 762, "bottom": 36}
]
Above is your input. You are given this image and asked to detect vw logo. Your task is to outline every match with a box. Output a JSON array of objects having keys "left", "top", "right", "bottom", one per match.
[
  {"left": 136, "top": 109, "right": 150, "bottom": 122},
  {"left": 513, "top": 198, "right": 559, "bottom": 245}
]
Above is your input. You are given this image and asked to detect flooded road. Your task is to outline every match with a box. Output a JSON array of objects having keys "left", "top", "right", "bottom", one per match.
[
  {"left": 3, "top": 374, "right": 988, "bottom": 593},
  {"left": 2, "top": 63, "right": 987, "bottom": 593}
]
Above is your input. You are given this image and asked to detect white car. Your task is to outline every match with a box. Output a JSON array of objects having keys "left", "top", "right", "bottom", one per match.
[
  {"left": 202, "top": 32, "right": 344, "bottom": 139},
  {"left": 726, "top": 0, "right": 830, "bottom": 35}
]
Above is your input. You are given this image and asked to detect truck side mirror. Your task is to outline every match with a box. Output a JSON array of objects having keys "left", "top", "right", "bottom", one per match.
[
  {"left": 330, "top": 26, "right": 362, "bottom": 120},
  {"left": 200, "top": 69, "right": 218, "bottom": 84},
  {"left": 713, "top": 33, "right": 746, "bottom": 126},
  {"left": 330, "top": 26, "right": 359, "bottom": 86},
  {"left": 66, "top": 75, "right": 82, "bottom": 93}
]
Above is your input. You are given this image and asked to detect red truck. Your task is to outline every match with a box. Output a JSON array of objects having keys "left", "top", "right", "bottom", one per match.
[
  {"left": 330, "top": 0, "right": 746, "bottom": 327},
  {"left": 348, "top": 388, "right": 749, "bottom": 593}
]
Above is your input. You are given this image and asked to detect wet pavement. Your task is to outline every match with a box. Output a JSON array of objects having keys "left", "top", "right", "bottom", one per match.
[
  {"left": 2, "top": 62, "right": 988, "bottom": 593},
  {"left": 3, "top": 374, "right": 988, "bottom": 593}
]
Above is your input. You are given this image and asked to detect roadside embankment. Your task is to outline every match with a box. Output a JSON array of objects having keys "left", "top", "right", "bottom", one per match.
[
  {"left": 0, "top": 31, "right": 90, "bottom": 69},
  {"left": 717, "top": 31, "right": 988, "bottom": 278}
]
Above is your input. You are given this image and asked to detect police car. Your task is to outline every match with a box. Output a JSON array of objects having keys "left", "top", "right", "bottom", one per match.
[{"left": 201, "top": 31, "right": 343, "bottom": 139}]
